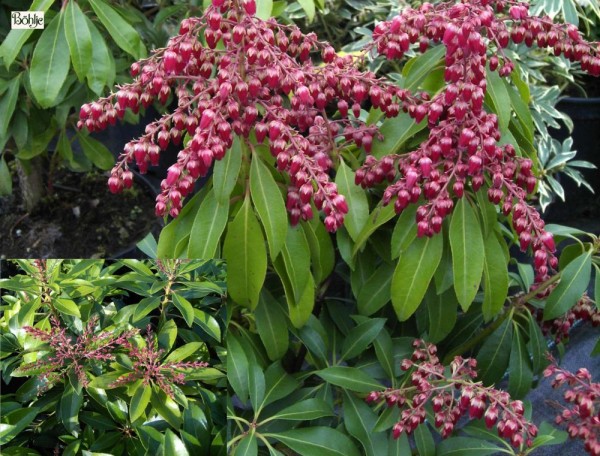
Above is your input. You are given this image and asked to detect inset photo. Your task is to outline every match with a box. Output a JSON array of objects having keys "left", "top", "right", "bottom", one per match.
[{"left": 0, "top": 259, "right": 227, "bottom": 455}]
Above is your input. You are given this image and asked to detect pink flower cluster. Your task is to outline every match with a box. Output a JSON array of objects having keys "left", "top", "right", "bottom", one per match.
[
  {"left": 544, "top": 362, "right": 600, "bottom": 455},
  {"left": 366, "top": 339, "right": 538, "bottom": 448},
  {"left": 110, "top": 326, "right": 208, "bottom": 398},
  {"left": 22, "top": 315, "right": 137, "bottom": 389},
  {"left": 78, "top": 0, "right": 402, "bottom": 232}
]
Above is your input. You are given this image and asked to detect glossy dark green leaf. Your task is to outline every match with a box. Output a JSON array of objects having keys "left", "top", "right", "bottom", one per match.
[
  {"left": 336, "top": 160, "right": 369, "bottom": 241},
  {"left": 352, "top": 203, "right": 396, "bottom": 257},
  {"left": 357, "top": 262, "right": 394, "bottom": 316},
  {"left": 60, "top": 383, "right": 83, "bottom": 434},
  {"left": 250, "top": 154, "right": 287, "bottom": 258},
  {"left": 391, "top": 233, "right": 443, "bottom": 321},
  {"left": 79, "top": 412, "right": 117, "bottom": 431},
  {"left": 164, "top": 342, "right": 204, "bottom": 363},
  {"left": 373, "top": 330, "right": 395, "bottom": 380},
  {"left": 53, "top": 298, "right": 81, "bottom": 318},
  {"left": 0, "top": 155, "right": 12, "bottom": 196},
  {"left": 213, "top": 136, "right": 242, "bottom": 204},
  {"left": 224, "top": 195, "right": 267, "bottom": 309},
  {"left": 302, "top": 219, "right": 335, "bottom": 284},
  {"left": 193, "top": 309, "right": 221, "bottom": 341},
  {"left": 371, "top": 112, "right": 427, "bottom": 160},
  {"left": 436, "top": 437, "right": 503, "bottom": 455},
  {"left": 343, "top": 391, "right": 388, "bottom": 456},
  {"left": 228, "top": 332, "right": 249, "bottom": 404},
  {"left": 280, "top": 226, "right": 311, "bottom": 303},
  {"left": 532, "top": 422, "right": 568, "bottom": 448},
  {"left": 476, "top": 317, "right": 513, "bottom": 385},
  {"left": 298, "top": 323, "right": 328, "bottom": 365},
  {"left": 76, "top": 131, "right": 115, "bottom": 170},
  {"left": 526, "top": 308, "right": 547, "bottom": 374},
  {"left": 270, "top": 398, "right": 333, "bottom": 421},
  {"left": 271, "top": 427, "right": 361, "bottom": 456},
  {"left": 388, "top": 433, "right": 410, "bottom": 456},
  {"left": 316, "top": 367, "right": 382, "bottom": 393},
  {"left": 340, "top": 318, "right": 386, "bottom": 361},
  {"left": 64, "top": 0, "right": 92, "bottom": 81},
  {"left": 29, "top": 12, "right": 70, "bottom": 108},
  {"left": 544, "top": 249, "right": 592, "bottom": 320},
  {"left": 248, "top": 363, "right": 265, "bottom": 411},
  {"left": 449, "top": 198, "right": 484, "bottom": 311},
  {"left": 163, "top": 429, "right": 189, "bottom": 456},
  {"left": 0, "top": 408, "right": 39, "bottom": 445},
  {"left": 260, "top": 361, "right": 300, "bottom": 409},
  {"left": 234, "top": 433, "right": 257, "bottom": 456},
  {"left": 150, "top": 387, "right": 181, "bottom": 428},
  {"left": 0, "top": 0, "right": 55, "bottom": 68},
  {"left": 129, "top": 386, "right": 151, "bottom": 422},
  {"left": 187, "top": 189, "right": 229, "bottom": 258},
  {"left": 482, "top": 233, "right": 508, "bottom": 321},
  {"left": 414, "top": 425, "right": 434, "bottom": 456},
  {"left": 402, "top": 45, "right": 445, "bottom": 91},
  {"left": 485, "top": 67, "right": 511, "bottom": 132},
  {"left": 425, "top": 287, "right": 458, "bottom": 343},
  {"left": 508, "top": 323, "right": 533, "bottom": 399},
  {"left": 84, "top": 17, "right": 114, "bottom": 95},
  {"left": 255, "top": 293, "right": 288, "bottom": 360},
  {"left": 172, "top": 293, "right": 194, "bottom": 327},
  {"left": 133, "top": 296, "right": 161, "bottom": 322},
  {"left": 0, "top": 75, "right": 20, "bottom": 142},
  {"left": 88, "top": 0, "right": 146, "bottom": 59}
]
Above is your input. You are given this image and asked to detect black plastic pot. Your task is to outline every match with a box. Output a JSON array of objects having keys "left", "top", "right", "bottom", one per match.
[{"left": 546, "top": 96, "right": 600, "bottom": 232}]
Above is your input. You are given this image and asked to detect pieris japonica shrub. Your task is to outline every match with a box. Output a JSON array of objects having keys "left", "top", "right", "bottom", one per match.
[
  {"left": 80, "top": 0, "right": 600, "bottom": 454},
  {"left": 0, "top": 259, "right": 227, "bottom": 456}
]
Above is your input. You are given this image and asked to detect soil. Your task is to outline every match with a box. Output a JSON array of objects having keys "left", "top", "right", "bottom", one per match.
[{"left": 0, "top": 170, "right": 162, "bottom": 259}]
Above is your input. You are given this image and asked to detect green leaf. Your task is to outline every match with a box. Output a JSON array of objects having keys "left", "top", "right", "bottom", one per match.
[
  {"left": 84, "top": 17, "right": 114, "bottom": 95},
  {"left": 544, "top": 249, "right": 592, "bottom": 320},
  {"left": 250, "top": 155, "right": 287, "bottom": 258},
  {"left": 526, "top": 308, "right": 547, "bottom": 374},
  {"left": 136, "top": 233, "right": 157, "bottom": 258},
  {"left": 532, "top": 422, "right": 568, "bottom": 448},
  {"left": 302, "top": 219, "right": 335, "bottom": 284},
  {"left": 150, "top": 387, "right": 181, "bottom": 428},
  {"left": 271, "top": 427, "right": 361, "bottom": 456},
  {"left": 390, "top": 204, "right": 417, "bottom": 259},
  {"left": 88, "top": 0, "right": 146, "bottom": 59},
  {"left": 157, "top": 191, "right": 204, "bottom": 257},
  {"left": 29, "top": 11, "right": 70, "bottom": 108},
  {"left": 508, "top": 323, "right": 533, "bottom": 399},
  {"left": 256, "top": 0, "right": 274, "bottom": 20},
  {"left": 64, "top": 1, "right": 92, "bottom": 81},
  {"left": 0, "top": 156, "right": 12, "bottom": 196},
  {"left": 193, "top": 309, "right": 221, "bottom": 341},
  {"left": 75, "top": 132, "right": 115, "bottom": 170},
  {"left": 449, "top": 198, "right": 484, "bottom": 311},
  {"left": 437, "top": 437, "right": 503, "bottom": 455},
  {"left": 0, "top": 75, "right": 21, "bottom": 142},
  {"left": 414, "top": 425, "right": 434, "bottom": 456},
  {"left": 133, "top": 296, "right": 161, "bottom": 322},
  {"left": 280, "top": 226, "right": 310, "bottom": 303},
  {"left": 482, "top": 233, "right": 508, "bottom": 321},
  {"left": 370, "top": 112, "right": 427, "bottom": 159},
  {"left": 163, "top": 429, "right": 189, "bottom": 456},
  {"left": 402, "top": 45, "right": 445, "bottom": 91},
  {"left": 227, "top": 332, "right": 249, "bottom": 404},
  {"left": 297, "top": 0, "right": 316, "bottom": 21},
  {"left": 54, "top": 298, "right": 81, "bottom": 318},
  {"left": 0, "top": 0, "right": 55, "bottom": 69},
  {"left": 164, "top": 342, "right": 203, "bottom": 363},
  {"left": 171, "top": 293, "right": 194, "bottom": 327},
  {"left": 485, "top": 67, "right": 511, "bottom": 132},
  {"left": 298, "top": 323, "right": 328, "bottom": 365},
  {"left": 425, "top": 287, "right": 458, "bottom": 343},
  {"left": 357, "top": 262, "right": 394, "bottom": 316},
  {"left": 0, "top": 408, "right": 40, "bottom": 445},
  {"left": 213, "top": 136, "right": 242, "bottom": 204},
  {"left": 187, "top": 189, "right": 229, "bottom": 258},
  {"left": 224, "top": 195, "right": 267, "bottom": 309},
  {"left": 352, "top": 203, "right": 396, "bottom": 257},
  {"left": 129, "top": 386, "right": 151, "bottom": 422},
  {"left": 336, "top": 160, "right": 369, "bottom": 241},
  {"left": 248, "top": 363, "right": 265, "bottom": 410},
  {"left": 60, "top": 382, "right": 83, "bottom": 434},
  {"left": 255, "top": 293, "right": 289, "bottom": 360},
  {"left": 316, "top": 367, "right": 382, "bottom": 393},
  {"left": 260, "top": 361, "right": 300, "bottom": 409},
  {"left": 340, "top": 318, "right": 386, "bottom": 361},
  {"left": 270, "top": 398, "right": 333, "bottom": 421},
  {"left": 373, "top": 330, "right": 395, "bottom": 380},
  {"left": 234, "top": 433, "right": 257, "bottom": 456},
  {"left": 343, "top": 391, "right": 388, "bottom": 456},
  {"left": 476, "top": 317, "right": 513, "bottom": 385},
  {"left": 391, "top": 233, "right": 443, "bottom": 321}
]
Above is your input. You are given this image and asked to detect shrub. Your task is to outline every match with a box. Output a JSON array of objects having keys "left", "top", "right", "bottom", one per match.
[{"left": 0, "top": 259, "right": 227, "bottom": 455}]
